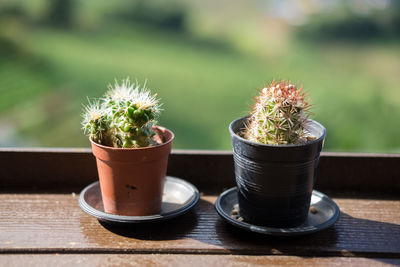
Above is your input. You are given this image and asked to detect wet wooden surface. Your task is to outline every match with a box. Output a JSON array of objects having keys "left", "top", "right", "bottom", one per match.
[
  {"left": 1, "top": 194, "right": 399, "bottom": 256},
  {"left": 1, "top": 149, "right": 400, "bottom": 266},
  {"left": 1, "top": 255, "right": 399, "bottom": 267}
]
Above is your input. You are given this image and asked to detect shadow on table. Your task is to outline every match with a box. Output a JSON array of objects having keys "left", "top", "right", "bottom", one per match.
[
  {"left": 80, "top": 196, "right": 400, "bottom": 267},
  {"left": 215, "top": 211, "right": 400, "bottom": 266},
  {"left": 94, "top": 200, "right": 207, "bottom": 241}
]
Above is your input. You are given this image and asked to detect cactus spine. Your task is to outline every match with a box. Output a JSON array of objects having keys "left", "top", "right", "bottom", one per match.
[
  {"left": 82, "top": 78, "right": 161, "bottom": 148},
  {"left": 243, "top": 80, "right": 312, "bottom": 145}
]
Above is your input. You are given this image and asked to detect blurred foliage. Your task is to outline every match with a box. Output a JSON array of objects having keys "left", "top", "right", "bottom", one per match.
[
  {"left": 297, "top": 4, "right": 400, "bottom": 41},
  {"left": 114, "top": 0, "right": 186, "bottom": 32},
  {"left": 46, "top": 0, "right": 73, "bottom": 28},
  {"left": 0, "top": 0, "right": 399, "bottom": 152}
]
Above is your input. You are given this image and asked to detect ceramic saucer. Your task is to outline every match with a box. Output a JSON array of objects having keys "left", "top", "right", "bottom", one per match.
[
  {"left": 215, "top": 187, "right": 340, "bottom": 236},
  {"left": 79, "top": 176, "right": 199, "bottom": 224}
]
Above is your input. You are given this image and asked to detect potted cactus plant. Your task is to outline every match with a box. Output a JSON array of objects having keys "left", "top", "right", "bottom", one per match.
[
  {"left": 229, "top": 80, "right": 326, "bottom": 227},
  {"left": 82, "top": 78, "right": 174, "bottom": 216}
]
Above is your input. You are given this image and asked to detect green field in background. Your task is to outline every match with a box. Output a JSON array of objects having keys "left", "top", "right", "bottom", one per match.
[{"left": 1, "top": 25, "right": 400, "bottom": 152}]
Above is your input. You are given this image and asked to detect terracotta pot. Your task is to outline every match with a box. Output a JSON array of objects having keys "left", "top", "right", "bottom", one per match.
[{"left": 90, "top": 126, "right": 174, "bottom": 216}]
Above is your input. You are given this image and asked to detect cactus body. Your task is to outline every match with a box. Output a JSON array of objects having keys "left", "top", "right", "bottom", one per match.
[
  {"left": 82, "top": 78, "right": 161, "bottom": 148},
  {"left": 243, "top": 80, "right": 312, "bottom": 145}
]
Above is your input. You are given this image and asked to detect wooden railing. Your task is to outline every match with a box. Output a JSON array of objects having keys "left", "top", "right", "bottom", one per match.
[{"left": 0, "top": 149, "right": 399, "bottom": 266}]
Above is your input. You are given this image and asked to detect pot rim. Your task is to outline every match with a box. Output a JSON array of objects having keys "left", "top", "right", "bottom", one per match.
[
  {"left": 89, "top": 125, "right": 174, "bottom": 151},
  {"left": 229, "top": 116, "right": 326, "bottom": 148}
]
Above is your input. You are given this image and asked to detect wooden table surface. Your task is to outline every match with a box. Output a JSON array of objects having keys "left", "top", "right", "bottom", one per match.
[{"left": 1, "top": 149, "right": 399, "bottom": 266}]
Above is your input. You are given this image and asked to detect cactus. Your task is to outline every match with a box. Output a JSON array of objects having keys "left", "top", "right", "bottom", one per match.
[
  {"left": 243, "top": 80, "right": 312, "bottom": 145},
  {"left": 82, "top": 99, "right": 110, "bottom": 146},
  {"left": 82, "top": 78, "right": 162, "bottom": 148}
]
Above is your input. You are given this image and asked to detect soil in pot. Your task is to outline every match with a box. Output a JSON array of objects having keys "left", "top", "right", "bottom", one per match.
[{"left": 91, "top": 126, "right": 174, "bottom": 216}]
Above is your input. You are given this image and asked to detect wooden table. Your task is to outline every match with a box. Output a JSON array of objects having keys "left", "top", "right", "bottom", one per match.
[{"left": 1, "top": 149, "right": 399, "bottom": 266}]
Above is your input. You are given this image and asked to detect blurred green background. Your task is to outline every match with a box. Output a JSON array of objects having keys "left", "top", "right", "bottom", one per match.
[{"left": 0, "top": 0, "right": 399, "bottom": 152}]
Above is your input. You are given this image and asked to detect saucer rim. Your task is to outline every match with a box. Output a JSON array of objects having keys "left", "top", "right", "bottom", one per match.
[
  {"left": 214, "top": 187, "right": 340, "bottom": 236},
  {"left": 78, "top": 176, "right": 200, "bottom": 224}
]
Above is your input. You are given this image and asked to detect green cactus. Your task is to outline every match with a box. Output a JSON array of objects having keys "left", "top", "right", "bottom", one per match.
[
  {"left": 82, "top": 99, "right": 110, "bottom": 146},
  {"left": 243, "top": 80, "right": 312, "bottom": 145},
  {"left": 82, "top": 78, "right": 162, "bottom": 148}
]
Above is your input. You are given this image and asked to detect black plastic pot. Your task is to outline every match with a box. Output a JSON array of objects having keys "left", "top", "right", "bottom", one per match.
[{"left": 229, "top": 116, "right": 326, "bottom": 227}]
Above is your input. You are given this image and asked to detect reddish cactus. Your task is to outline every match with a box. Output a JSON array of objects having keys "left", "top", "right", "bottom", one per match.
[{"left": 243, "top": 80, "right": 312, "bottom": 145}]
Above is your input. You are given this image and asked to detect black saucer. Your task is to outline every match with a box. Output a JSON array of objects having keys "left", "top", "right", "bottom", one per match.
[
  {"left": 215, "top": 187, "right": 340, "bottom": 236},
  {"left": 79, "top": 176, "right": 199, "bottom": 224}
]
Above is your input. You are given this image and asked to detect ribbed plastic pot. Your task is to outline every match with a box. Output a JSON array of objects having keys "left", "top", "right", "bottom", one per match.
[
  {"left": 229, "top": 116, "right": 326, "bottom": 227},
  {"left": 90, "top": 126, "right": 174, "bottom": 216}
]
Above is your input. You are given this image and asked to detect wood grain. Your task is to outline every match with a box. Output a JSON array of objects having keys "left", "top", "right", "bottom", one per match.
[
  {"left": 0, "top": 194, "right": 399, "bottom": 257},
  {"left": 0, "top": 255, "right": 398, "bottom": 267},
  {"left": 1, "top": 149, "right": 399, "bottom": 264},
  {"left": 1, "top": 149, "right": 399, "bottom": 194}
]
